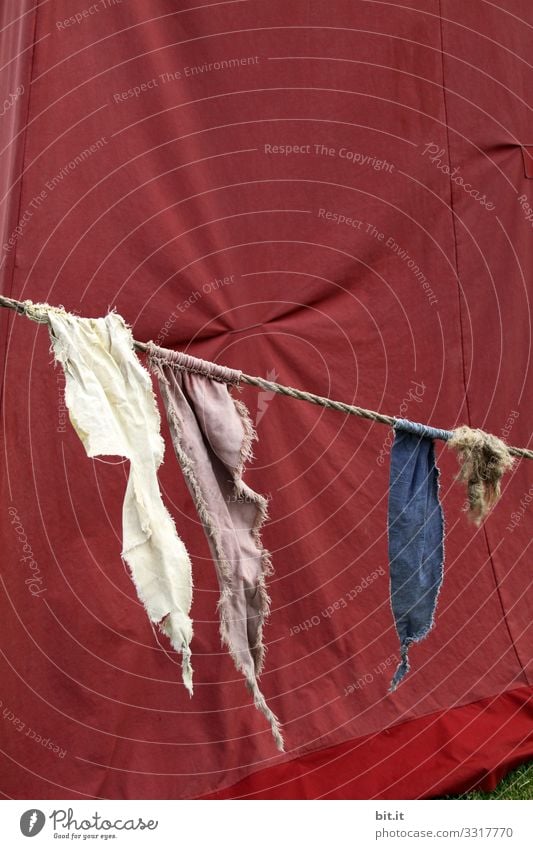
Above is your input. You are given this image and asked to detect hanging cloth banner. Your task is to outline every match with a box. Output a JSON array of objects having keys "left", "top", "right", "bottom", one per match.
[
  {"left": 13, "top": 299, "right": 519, "bottom": 748},
  {"left": 146, "top": 343, "right": 284, "bottom": 751},
  {"left": 27, "top": 305, "right": 195, "bottom": 693},
  {"left": 387, "top": 418, "right": 452, "bottom": 692}
]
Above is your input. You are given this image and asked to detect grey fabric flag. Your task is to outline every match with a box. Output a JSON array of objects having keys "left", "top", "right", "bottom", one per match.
[
  {"left": 147, "top": 343, "right": 284, "bottom": 751},
  {"left": 388, "top": 418, "right": 451, "bottom": 692}
]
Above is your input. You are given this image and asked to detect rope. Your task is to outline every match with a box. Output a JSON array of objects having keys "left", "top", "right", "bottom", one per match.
[
  {"left": 238, "top": 372, "right": 395, "bottom": 427},
  {"left": 1, "top": 293, "right": 532, "bottom": 460}
]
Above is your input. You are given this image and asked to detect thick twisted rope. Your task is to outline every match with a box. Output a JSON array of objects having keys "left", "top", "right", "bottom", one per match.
[
  {"left": 1, "top": 293, "right": 532, "bottom": 461},
  {"left": 239, "top": 373, "right": 395, "bottom": 426}
]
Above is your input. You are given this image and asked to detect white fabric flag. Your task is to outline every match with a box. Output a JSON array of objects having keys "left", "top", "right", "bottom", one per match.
[{"left": 28, "top": 304, "right": 195, "bottom": 692}]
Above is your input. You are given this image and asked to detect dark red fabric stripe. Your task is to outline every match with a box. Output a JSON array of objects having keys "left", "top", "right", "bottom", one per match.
[{"left": 199, "top": 686, "right": 533, "bottom": 799}]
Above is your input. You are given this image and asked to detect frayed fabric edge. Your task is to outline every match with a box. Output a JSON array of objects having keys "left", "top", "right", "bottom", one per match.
[
  {"left": 247, "top": 675, "right": 285, "bottom": 752},
  {"left": 122, "top": 536, "right": 195, "bottom": 695},
  {"left": 388, "top": 435, "right": 446, "bottom": 694},
  {"left": 388, "top": 585, "right": 442, "bottom": 692},
  {"left": 228, "top": 394, "right": 284, "bottom": 749},
  {"left": 159, "top": 612, "right": 194, "bottom": 696},
  {"left": 216, "top": 584, "right": 284, "bottom": 751},
  {"left": 389, "top": 643, "right": 411, "bottom": 693},
  {"left": 388, "top": 630, "right": 427, "bottom": 694},
  {"left": 230, "top": 393, "right": 275, "bottom": 677}
]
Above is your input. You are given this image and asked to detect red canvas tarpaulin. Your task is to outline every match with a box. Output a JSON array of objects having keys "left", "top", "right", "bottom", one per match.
[{"left": 0, "top": 0, "right": 532, "bottom": 799}]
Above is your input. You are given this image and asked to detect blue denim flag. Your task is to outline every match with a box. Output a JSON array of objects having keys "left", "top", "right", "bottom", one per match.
[{"left": 388, "top": 418, "right": 452, "bottom": 691}]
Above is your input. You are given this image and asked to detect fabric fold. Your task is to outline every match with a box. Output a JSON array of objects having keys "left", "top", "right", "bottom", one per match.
[
  {"left": 31, "top": 305, "right": 195, "bottom": 692},
  {"left": 387, "top": 418, "right": 451, "bottom": 691},
  {"left": 147, "top": 342, "right": 284, "bottom": 751}
]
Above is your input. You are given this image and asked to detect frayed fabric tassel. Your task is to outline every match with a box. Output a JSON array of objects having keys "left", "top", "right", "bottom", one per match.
[
  {"left": 247, "top": 677, "right": 285, "bottom": 752},
  {"left": 448, "top": 425, "right": 515, "bottom": 524},
  {"left": 389, "top": 645, "right": 410, "bottom": 693},
  {"left": 180, "top": 645, "right": 194, "bottom": 698}
]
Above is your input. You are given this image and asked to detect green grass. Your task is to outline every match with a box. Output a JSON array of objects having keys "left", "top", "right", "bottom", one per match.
[{"left": 447, "top": 761, "right": 533, "bottom": 799}]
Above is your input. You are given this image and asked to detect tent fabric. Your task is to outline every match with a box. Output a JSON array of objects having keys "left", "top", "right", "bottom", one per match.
[
  {"left": 0, "top": 0, "right": 532, "bottom": 800},
  {"left": 200, "top": 685, "right": 533, "bottom": 799}
]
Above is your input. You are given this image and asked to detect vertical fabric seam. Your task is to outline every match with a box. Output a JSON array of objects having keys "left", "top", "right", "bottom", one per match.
[
  {"left": 437, "top": 0, "right": 528, "bottom": 683},
  {"left": 0, "top": 0, "right": 39, "bottom": 419}
]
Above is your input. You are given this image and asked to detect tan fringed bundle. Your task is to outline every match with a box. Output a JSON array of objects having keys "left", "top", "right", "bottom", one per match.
[{"left": 448, "top": 425, "right": 515, "bottom": 523}]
